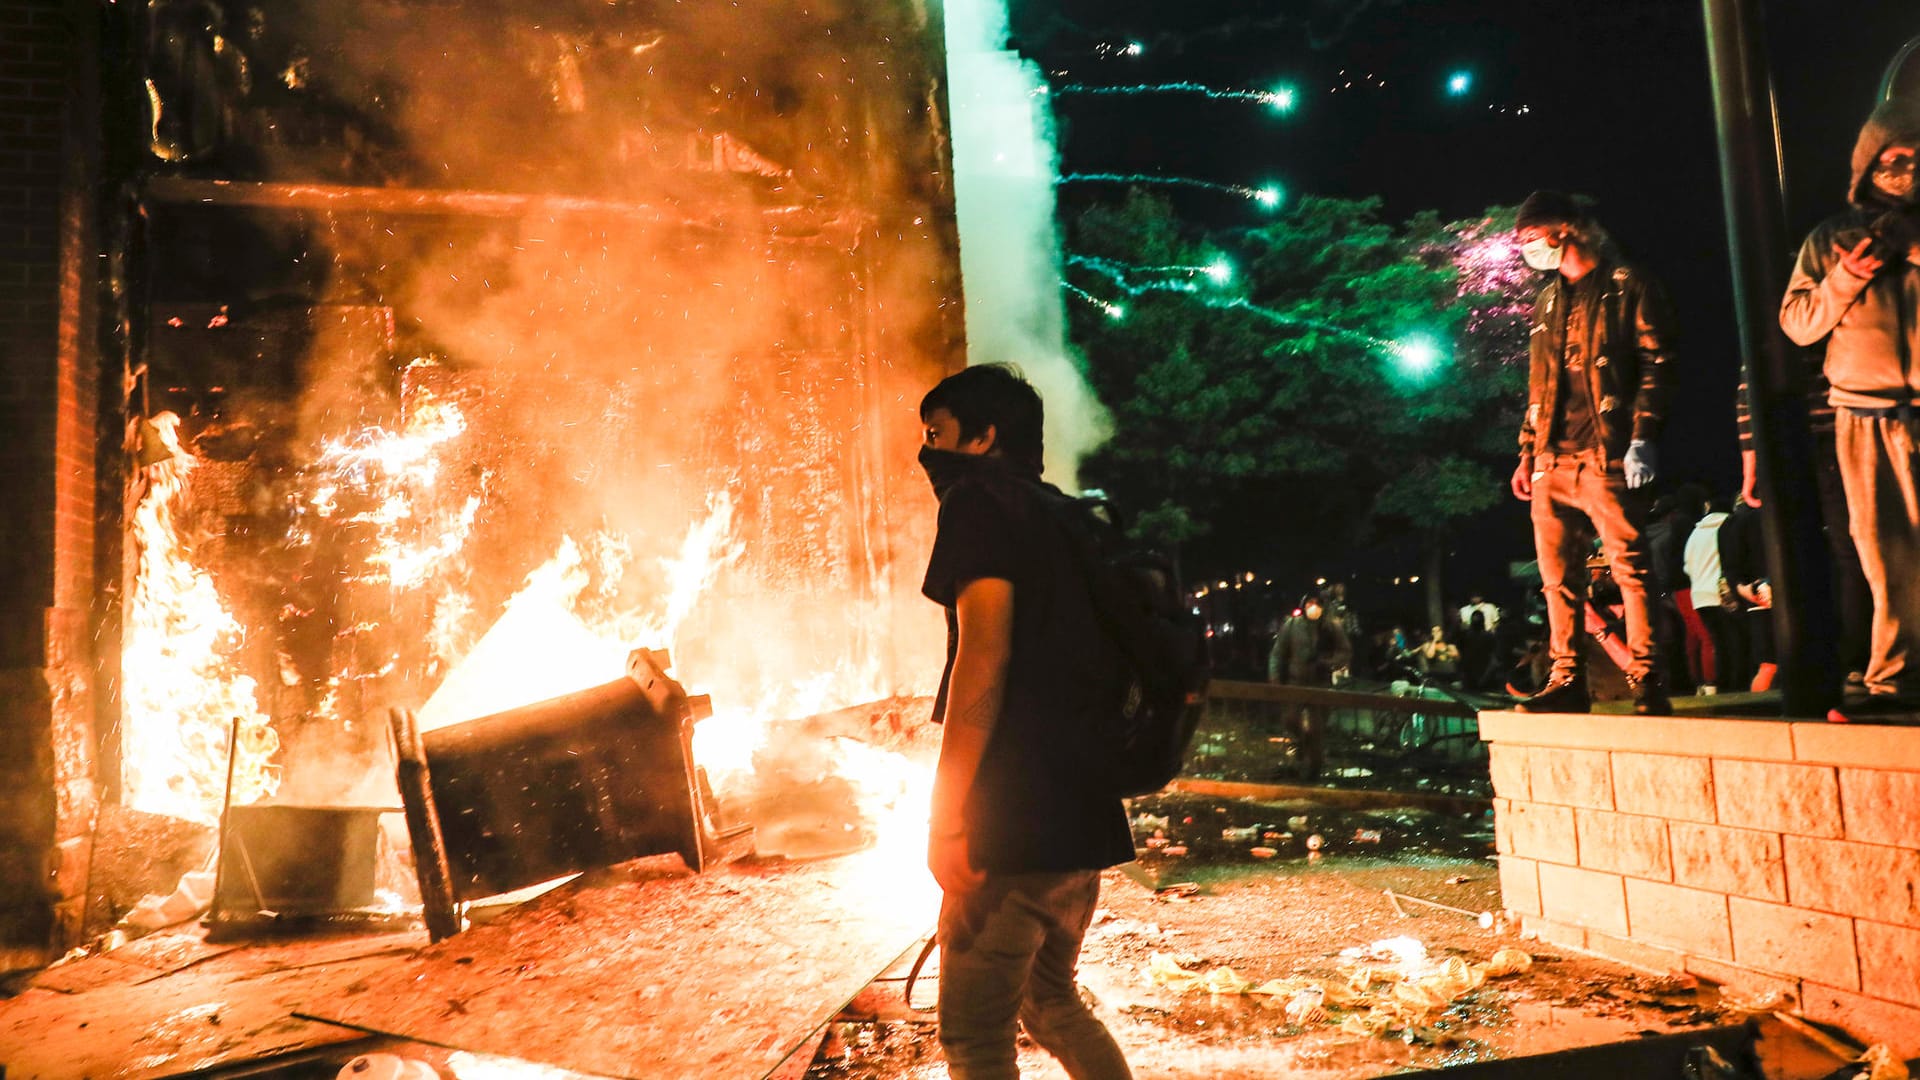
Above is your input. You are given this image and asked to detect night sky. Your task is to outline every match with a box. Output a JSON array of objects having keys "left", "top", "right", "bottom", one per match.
[{"left": 1009, "top": 0, "right": 1920, "bottom": 607}]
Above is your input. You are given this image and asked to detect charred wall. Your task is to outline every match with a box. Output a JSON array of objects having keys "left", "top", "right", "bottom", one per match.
[{"left": 0, "top": 0, "right": 104, "bottom": 966}]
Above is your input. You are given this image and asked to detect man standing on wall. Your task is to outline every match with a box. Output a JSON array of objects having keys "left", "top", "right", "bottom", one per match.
[
  {"left": 917, "top": 363, "right": 1135, "bottom": 1080},
  {"left": 1509, "top": 191, "right": 1677, "bottom": 716},
  {"left": 1780, "top": 100, "right": 1920, "bottom": 720}
]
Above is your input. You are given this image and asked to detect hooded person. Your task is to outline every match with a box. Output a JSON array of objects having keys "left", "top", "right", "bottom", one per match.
[{"left": 1780, "top": 97, "right": 1920, "bottom": 717}]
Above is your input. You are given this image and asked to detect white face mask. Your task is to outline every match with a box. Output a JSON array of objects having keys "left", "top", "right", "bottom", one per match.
[{"left": 1521, "top": 236, "right": 1564, "bottom": 272}]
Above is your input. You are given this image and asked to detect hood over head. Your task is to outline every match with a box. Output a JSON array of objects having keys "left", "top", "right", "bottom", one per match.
[{"left": 1850, "top": 97, "right": 1920, "bottom": 206}]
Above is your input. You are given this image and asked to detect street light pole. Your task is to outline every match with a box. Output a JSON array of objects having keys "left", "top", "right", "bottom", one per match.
[{"left": 1701, "top": 0, "right": 1840, "bottom": 716}]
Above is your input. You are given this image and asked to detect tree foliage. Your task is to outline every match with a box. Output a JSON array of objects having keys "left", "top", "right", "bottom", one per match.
[{"left": 1066, "top": 191, "right": 1533, "bottom": 576}]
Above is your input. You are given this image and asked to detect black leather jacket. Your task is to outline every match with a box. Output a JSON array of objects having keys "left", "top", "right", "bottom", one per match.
[{"left": 1518, "top": 259, "right": 1677, "bottom": 465}]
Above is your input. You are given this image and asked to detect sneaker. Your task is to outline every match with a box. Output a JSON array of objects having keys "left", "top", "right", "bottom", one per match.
[
  {"left": 1515, "top": 674, "right": 1590, "bottom": 714},
  {"left": 1627, "top": 675, "right": 1673, "bottom": 716}
]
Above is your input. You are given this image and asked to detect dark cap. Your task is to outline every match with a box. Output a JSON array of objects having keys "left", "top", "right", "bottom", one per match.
[{"left": 1515, "top": 190, "right": 1585, "bottom": 230}]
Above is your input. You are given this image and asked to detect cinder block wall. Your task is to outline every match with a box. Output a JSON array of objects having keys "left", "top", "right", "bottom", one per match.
[
  {"left": 0, "top": 0, "right": 100, "bottom": 968},
  {"left": 1485, "top": 713, "right": 1920, "bottom": 1055}
]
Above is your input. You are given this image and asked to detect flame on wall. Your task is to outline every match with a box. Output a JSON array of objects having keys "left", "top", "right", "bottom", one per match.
[{"left": 122, "top": 413, "right": 280, "bottom": 825}]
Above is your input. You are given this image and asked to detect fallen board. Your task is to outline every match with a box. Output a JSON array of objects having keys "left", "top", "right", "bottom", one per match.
[{"left": 298, "top": 848, "right": 934, "bottom": 1079}]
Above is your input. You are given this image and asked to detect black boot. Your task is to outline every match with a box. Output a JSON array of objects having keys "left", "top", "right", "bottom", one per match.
[
  {"left": 1627, "top": 674, "right": 1672, "bottom": 717},
  {"left": 1516, "top": 673, "right": 1589, "bottom": 714}
]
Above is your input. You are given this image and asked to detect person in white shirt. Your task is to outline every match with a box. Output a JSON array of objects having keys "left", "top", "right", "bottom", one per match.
[{"left": 1683, "top": 503, "right": 1732, "bottom": 694}]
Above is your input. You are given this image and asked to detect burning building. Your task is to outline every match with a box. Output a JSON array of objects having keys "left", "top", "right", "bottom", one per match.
[{"left": 0, "top": 0, "right": 967, "bottom": 963}]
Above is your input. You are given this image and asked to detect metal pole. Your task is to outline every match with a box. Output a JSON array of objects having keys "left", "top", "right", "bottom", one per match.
[{"left": 1701, "top": 0, "right": 1840, "bottom": 716}]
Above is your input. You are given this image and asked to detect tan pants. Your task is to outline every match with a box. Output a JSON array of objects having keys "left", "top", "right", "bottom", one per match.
[
  {"left": 1836, "top": 410, "right": 1920, "bottom": 696},
  {"left": 1530, "top": 456, "right": 1656, "bottom": 681}
]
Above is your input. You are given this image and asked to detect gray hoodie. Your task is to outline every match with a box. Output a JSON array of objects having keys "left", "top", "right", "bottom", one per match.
[{"left": 1779, "top": 99, "right": 1920, "bottom": 409}]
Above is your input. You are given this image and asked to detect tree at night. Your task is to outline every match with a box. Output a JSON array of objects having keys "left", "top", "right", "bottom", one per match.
[{"left": 1065, "top": 191, "right": 1533, "bottom": 619}]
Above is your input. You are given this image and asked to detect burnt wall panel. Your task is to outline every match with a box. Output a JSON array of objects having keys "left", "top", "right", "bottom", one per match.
[{"left": 0, "top": 0, "right": 102, "bottom": 963}]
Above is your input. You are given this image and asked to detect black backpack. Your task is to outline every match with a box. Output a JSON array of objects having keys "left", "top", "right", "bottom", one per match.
[{"left": 1036, "top": 491, "right": 1210, "bottom": 798}]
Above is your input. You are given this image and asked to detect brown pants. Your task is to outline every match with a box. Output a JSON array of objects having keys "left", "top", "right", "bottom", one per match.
[
  {"left": 1530, "top": 456, "right": 1656, "bottom": 681},
  {"left": 1835, "top": 410, "right": 1920, "bottom": 696}
]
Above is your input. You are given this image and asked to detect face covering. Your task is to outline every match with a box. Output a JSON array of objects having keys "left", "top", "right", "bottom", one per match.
[
  {"left": 1873, "top": 160, "right": 1916, "bottom": 203},
  {"left": 1521, "top": 236, "right": 1564, "bottom": 272},
  {"left": 919, "top": 445, "right": 990, "bottom": 502}
]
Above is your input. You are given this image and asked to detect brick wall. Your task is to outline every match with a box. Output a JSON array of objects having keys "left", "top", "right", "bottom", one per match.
[
  {"left": 0, "top": 0, "right": 100, "bottom": 968},
  {"left": 1485, "top": 713, "right": 1920, "bottom": 1055}
]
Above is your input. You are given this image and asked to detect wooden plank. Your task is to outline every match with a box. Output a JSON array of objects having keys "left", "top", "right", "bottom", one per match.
[
  {"left": 1207, "top": 680, "right": 1481, "bottom": 718},
  {"left": 297, "top": 849, "right": 933, "bottom": 1080}
]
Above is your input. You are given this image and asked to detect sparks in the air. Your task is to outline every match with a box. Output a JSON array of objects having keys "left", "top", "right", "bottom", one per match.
[
  {"left": 1061, "top": 173, "right": 1285, "bottom": 209},
  {"left": 1063, "top": 281, "right": 1126, "bottom": 320},
  {"left": 1052, "top": 82, "right": 1297, "bottom": 109},
  {"left": 1269, "top": 84, "right": 1298, "bottom": 113}
]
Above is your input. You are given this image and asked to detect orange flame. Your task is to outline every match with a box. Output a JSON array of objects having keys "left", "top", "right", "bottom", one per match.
[{"left": 122, "top": 413, "right": 279, "bottom": 824}]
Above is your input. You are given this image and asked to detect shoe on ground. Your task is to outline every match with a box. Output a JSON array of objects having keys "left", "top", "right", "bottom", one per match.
[
  {"left": 1627, "top": 675, "right": 1673, "bottom": 717},
  {"left": 1827, "top": 694, "right": 1920, "bottom": 724},
  {"left": 1515, "top": 675, "right": 1590, "bottom": 714}
]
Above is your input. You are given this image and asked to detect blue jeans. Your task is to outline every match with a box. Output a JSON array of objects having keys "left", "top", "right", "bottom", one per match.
[{"left": 937, "top": 869, "right": 1132, "bottom": 1080}]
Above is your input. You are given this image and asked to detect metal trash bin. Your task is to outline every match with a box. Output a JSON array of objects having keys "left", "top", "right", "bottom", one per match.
[{"left": 391, "top": 649, "right": 751, "bottom": 940}]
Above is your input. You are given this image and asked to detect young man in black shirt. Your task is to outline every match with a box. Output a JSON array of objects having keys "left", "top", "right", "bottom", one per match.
[{"left": 918, "top": 364, "right": 1134, "bottom": 1080}]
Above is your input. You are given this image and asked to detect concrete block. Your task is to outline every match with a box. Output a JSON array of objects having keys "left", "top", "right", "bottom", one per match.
[
  {"left": 1624, "top": 878, "right": 1732, "bottom": 960},
  {"left": 1729, "top": 896, "right": 1860, "bottom": 990},
  {"left": 1478, "top": 713, "right": 1793, "bottom": 758},
  {"left": 1855, "top": 919, "right": 1920, "bottom": 1007},
  {"left": 1839, "top": 767, "right": 1920, "bottom": 847},
  {"left": 1784, "top": 836, "right": 1920, "bottom": 927},
  {"left": 1612, "top": 752, "right": 1716, "bottom": 823},
  {"left": 1669, "top": 822, "right": 1787, "bottom": 903},
  {"left": 1580, "top": 929, "right": 1688, "bottom": 976},
  {"left": 1527, "top": 747, "right": 1614, "bottom": 810},
  {"left": 1684, "top": 954, "right": 1800, "bottom": 1008},
  {"left": 1537, "top": 862, "right": 1628, "bottom": 938},
  {"left": 1498, "top": 854, "right": 1541, "bottom": 917},
  {"left": 1494, "top": 798, "right": 1511, "bottom": 855},
  {"left": 1504, "top": 801, "right": 1577, "bottom": 866},
  {"left": 1575, "top": 809, "right": 1671, "bottom": 881},
  {"left": 1800, "top": 983, "right": 1920, "bottom": 1058},
  {"left": 1793, "top": 721, "right": 1920, "bottom": 773},
  {"left": 1517, "top": 912, "right": 1588, "bottom": 953},
  {"left": 1712, "top": 759, "right": 1842, "bottom": 838},
  {"left": 1487, "top": 743, "right": 1529, "bottom": 801}
]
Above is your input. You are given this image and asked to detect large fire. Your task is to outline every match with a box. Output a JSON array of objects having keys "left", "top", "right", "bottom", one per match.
[{"left": 123, "top": 371, "right": 936, "bottom": 881}]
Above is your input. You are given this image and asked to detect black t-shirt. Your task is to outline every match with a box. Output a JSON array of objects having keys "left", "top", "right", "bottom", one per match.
[
  {"left": 921, "top": 472, "right": 1136, "bottom": 874},
  {"left": 1552, "top": 273, "right": 1602, "bottom": 454}
]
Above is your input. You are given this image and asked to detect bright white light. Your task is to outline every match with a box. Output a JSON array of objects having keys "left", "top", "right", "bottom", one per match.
[
  {"left": 1392, "top": 336, "right": 1442, "bottom": 376},
  {"left": 1447, "top": 71, "right": 1472, "bottom": 96},
  {"left": 1268, "top": 85, "right": 1297, "bottom": 112},
  {"left": 1125, "top": 41, "right": 1145, "bottom": 57},
  {"left": 1105, "top": 302, "right": 1126, "bottom": 320},
  {"left": 1253, "top": 186, "right": 1282, "bottom": 208},
  {"left": 1205, "top": 259, "right": 1233, "bottom": 284}
]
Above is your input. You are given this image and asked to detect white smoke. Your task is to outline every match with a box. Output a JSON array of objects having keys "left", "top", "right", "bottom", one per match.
[{"left": 944, "top": 0, "right": 1111, "bottom": 490}]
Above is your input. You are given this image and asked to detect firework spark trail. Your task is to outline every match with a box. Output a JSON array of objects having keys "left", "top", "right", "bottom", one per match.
[
  {"left": 1063, "top": 281, "right": 1124, "bottom": 319},
  {"left": 1060, "top": 173, "right": 1281, "bottom": 206},
  {"left": 1065, "top": 254, "right": 1231, "bottom": 293},
  {"left": 1050, "top": 82, "right": 1288, "bottom": 107}
]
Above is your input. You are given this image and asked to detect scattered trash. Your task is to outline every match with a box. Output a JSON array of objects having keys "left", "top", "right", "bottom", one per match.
[
  {"left": 1248, "top": 846, "right": 1277, "bottom": 859},
  {"left": 1306, "top": 834, "right": 1325, "bottom": 852},
  {"left": 1152, "top": 882, "right": 1201, "bottom": 900},
  {"left": 1444, "top": 874, "right": 1471, "bottom": 885},
  {"left": 1283, "top": 986, "right": 1327, "bottom": 1026},
  {"left": 1163, "top": 845, "right": 1189, "bottom": 857},
  {"left": 1352, "top": 828, "right": 1382, "bottom": 844},
  {"left": 122, "top": 870, "right": 217, "bottom": 933},
  {"left": 1857, "top": 1044, "right": 1910, "bottom": 1080},
  {"left": 335, "top": 1054, "right": 438, "bottom": 1080},
  {"left": 1383, "top": 888, "right": 1496, "bottom": 928},
  {"left": 1483, "top": 948, "right": 1532, "bottom": 977},
  {"left": 1144, "top": 835, "right": 1171, "bottom": 849},
  {"left": 1221, "top": 825, "right": 1260, "bottom": 842},
  {"left": 1287, "top": 815, "right": 1310, "bottom": 831}
]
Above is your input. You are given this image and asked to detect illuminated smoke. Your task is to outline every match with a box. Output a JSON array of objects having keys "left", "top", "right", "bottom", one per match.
[{"left": 945, "top": 0, "right": 1110, "bottom": 489}]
